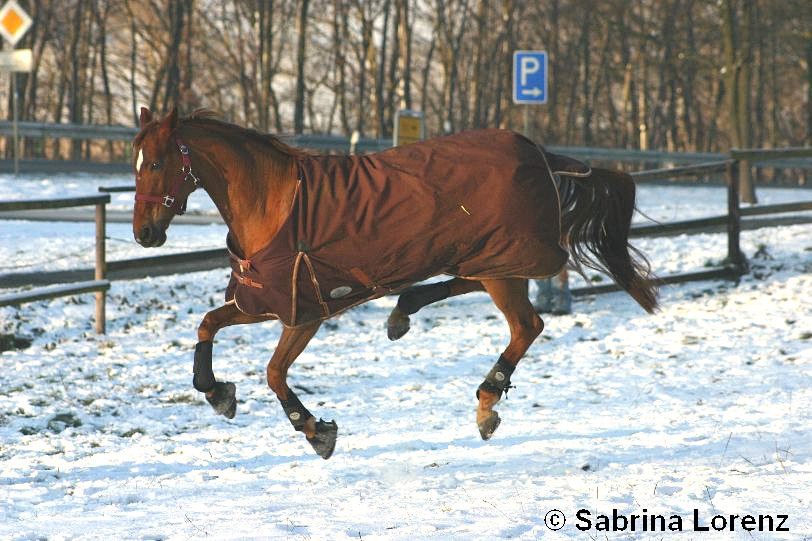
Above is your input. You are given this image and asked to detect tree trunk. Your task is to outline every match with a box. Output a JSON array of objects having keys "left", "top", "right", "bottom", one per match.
[
  {"left": 385, "top": 0, "right": 400, "bottom": 128},
  {"left": 374, "top": 0, "right": 391, "bottom": 138},
  {"left": 396, "top": 0, "right": 412, "bottom": 110},
  {"left": 334, "top": 1, "right": 351, "bottom": 134},
  {"left": 163, "top": 1, "right": 186, "bottom": 111},
  {"left": 419, "top": 34, "right": 435, "bottom": 117},
  {"left": 806, "top": 38, "right": 812, "bottom": 147},
  {"left": 129, "top": 5, "right": 138, "bottom": 126},
  {"left": 471, "top": 0, "right": 487, "bottom": 129},
  {"left": 682, "top": 1, "right": 701, "bottom": 150},
  {"left": 293, "top": 0, "right": 310, "bottom": 133},
  {"left": 354, "top": 2, "right": 373, "bottom": 136},
  {"left": 580, "top": 9, "right": 592, "bottom": 146},
  {"left": 93, "top": 1, "right": 114, "bottom": 159},
  {"left": 20, "top": 1, "right": 53, "bottom": 157},
  {"left": 546, "top": 0, "right": 560, "bottom": 140},
  {"left": 68, "top": 0, "right": 89, "bottom": 160}
]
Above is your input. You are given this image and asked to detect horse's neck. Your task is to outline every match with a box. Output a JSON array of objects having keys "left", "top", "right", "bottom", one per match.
[{"left": 189, "top": 131, "right": 298, "bottom": 257}]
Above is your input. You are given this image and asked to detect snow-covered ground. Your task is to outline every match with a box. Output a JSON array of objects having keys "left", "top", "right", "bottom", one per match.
[{"left": 1, "top": 173, "right": 811, "bottom": 539}]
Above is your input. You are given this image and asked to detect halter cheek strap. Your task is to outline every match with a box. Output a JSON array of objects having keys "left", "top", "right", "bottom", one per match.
[{"left": 134, "top": 136, "right": 200, "bottom": 215}]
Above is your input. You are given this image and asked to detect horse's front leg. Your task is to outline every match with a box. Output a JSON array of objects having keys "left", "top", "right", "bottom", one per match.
[
  {"left": 195, "top": 303, "right": 271, "bottom": 418},
  {"left": 265, "top": 321, "right": 338, "bottom": 459}
]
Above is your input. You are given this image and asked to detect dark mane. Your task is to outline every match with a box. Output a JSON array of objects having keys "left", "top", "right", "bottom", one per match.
[{"left": 182, "top": 109, "right": 310, "bottom": 158}]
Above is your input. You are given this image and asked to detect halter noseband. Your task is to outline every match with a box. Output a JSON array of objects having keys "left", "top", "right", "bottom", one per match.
[{"left": 134, "top": 136, "right": 200, "bottom": 215}]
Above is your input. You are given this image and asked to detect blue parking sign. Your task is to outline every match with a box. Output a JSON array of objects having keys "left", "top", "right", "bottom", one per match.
[{"left": 513, "top": 51, "right": 547, "bottom": 104}]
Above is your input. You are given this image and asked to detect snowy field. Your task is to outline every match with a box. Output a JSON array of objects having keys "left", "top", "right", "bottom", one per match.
[{"left": 1, "top": 172, "right": 811, "bottom": 539}]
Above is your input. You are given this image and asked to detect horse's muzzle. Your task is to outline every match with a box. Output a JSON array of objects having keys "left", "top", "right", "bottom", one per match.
[{"left": 136, "top": 224, "right": 167, "bottom": 247}]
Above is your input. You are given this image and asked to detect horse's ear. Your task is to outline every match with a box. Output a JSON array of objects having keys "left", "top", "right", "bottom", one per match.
[
  {"left": 139, "top": 107, "right": 153, "bottom": 129},
  {"left": 165, "top": 106, "right": 179, "bottom": 132}
]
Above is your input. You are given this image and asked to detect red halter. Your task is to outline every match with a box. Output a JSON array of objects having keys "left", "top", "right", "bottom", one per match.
[{"left": 135, "top": 137, "right": 200, "bottom": 215}]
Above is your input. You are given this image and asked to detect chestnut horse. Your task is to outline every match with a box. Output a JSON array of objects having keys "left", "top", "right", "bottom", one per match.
[{"left": 132, "top": 107, "right": 657, "bottom": 459}]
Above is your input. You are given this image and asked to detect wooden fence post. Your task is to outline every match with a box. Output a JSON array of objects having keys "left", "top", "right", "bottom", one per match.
[
  {"left": 95, "top": 202, "right": 107, "bottom": 333},
  {"left": 725, "top": 159, "right": 746, "bottom": 274}
]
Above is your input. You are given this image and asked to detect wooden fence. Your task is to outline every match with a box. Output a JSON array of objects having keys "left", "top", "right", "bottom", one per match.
[
  {"left": 573, "top": 147, "right": 812, "bottom": 297},
  {"left": 0, "top": 194, "right": 109, "bottom": 333},
  {"left": 1, "top": 146, "right": 811, "bottom": 331}
]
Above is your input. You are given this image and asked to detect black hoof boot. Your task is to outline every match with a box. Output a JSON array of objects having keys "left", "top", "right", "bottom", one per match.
[
  {"left": 206, "top": 381, "right": 237, "bottom": 419},
  {"left": 386, "top": 307, "right": 411, "bottom": 341},
  {"left": 476, "top": 356, "right": 515, "bottom": 440},
  {"left": 307, "top": 419, "right": 338, "bottom": 459},
  {"left": 478, "top": 411, "right": 501, "bottom": 440}
]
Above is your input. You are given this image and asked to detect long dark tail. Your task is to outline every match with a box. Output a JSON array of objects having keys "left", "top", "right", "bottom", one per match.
[{"left": 558, "top": 167, "right": 659, "bottom": 313}]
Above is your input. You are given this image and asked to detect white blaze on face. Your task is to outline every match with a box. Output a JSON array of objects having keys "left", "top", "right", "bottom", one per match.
[{"left": 135, "top": 148, "right": 144, "bottom": 172}]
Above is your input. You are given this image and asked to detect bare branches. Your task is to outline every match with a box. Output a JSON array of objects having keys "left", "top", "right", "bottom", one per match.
[{"left": 2, "top": 0, "right": 810, "bottom": 160}]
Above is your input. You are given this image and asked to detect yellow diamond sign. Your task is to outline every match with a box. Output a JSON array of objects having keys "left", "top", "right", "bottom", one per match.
[{"left": 0, "top": 1, "right": 32, "bottom": 46}]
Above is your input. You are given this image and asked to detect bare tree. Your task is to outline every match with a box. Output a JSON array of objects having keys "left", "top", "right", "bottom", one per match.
[
  {"left": 2, "top": 0, "right": 810, "bottom": 190},
  {"left": 294, "top": 0, "right": 310, "bottom": 133}
]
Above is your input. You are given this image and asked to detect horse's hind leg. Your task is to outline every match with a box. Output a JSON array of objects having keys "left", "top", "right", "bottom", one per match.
[
  {"left": 265, "top": 321, "right": 338, "bottom": 459},
  {"left": 476, "top": 278, "right": 544, "bottom": 440},
  {"left": 196, "top": 303, "right": 271, "bottom": 418},
  {"left": 387, "top": 277, "right": 485, "bottom": 340}
]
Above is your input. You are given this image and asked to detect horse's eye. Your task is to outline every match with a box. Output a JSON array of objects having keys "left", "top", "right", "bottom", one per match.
[{"left": 150, "top": 161, "right": 162, "bottom": 171}]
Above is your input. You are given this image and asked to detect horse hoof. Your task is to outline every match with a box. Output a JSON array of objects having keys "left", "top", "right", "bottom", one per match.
[
  {"left": 477, "top": 411, "right": 501, "bottom": 440},
  {"left": 206, "top": 381, "right": 237, "bottom": 419},
  {"left": 307, "top": 419, "right": 338, "bottom": 459},
  {"left": 387, "top": 307, "right": 411, "bottom": 341}
]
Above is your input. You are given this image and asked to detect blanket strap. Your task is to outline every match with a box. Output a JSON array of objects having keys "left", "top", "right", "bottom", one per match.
[
  {"left": 232, "top": 271, "right": 263, "bottom": 289},
  {"left": 237, "top": 258, "right": 252, "bottom": 272},
  {"left": 350, "top": 267, "right": 380, "bottom": 291}
]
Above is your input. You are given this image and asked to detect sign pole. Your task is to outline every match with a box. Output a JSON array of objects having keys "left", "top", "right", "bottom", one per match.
[
  {"left": 0, "top": 0, "right": 34, "bottom": 175},
  {"left": 11, "top": 66, "right": 17, "bottom": 175}
]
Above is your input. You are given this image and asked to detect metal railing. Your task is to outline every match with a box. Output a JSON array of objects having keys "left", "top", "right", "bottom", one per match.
[
  {"left": 4, "top": 120, "right": 811, "bottom": 170},
  {"left": 0, "top": 121, "right": 391, "bottom": 155}
]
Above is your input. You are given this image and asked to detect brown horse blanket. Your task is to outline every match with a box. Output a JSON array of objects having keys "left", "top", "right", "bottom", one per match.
[{"left": 225, "top": 129, "right": 580, "bottom": 327}]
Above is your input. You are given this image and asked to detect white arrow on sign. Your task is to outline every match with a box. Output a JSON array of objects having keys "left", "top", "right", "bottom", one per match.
[{"left": 521, "top": 88, "right": 543, "bottom": 97}]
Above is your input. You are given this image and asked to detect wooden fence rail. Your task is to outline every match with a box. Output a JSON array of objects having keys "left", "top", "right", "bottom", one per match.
[
  {"left": 573, "top": 147, "right": 812, "bottom": 297},
  {"left": 2, "top": 146, "right": 811, "bottom": 325},
  {"left": 574, "top": 157, "right": 745, "bottom": 296},
  {"left": 2, "top": 199, "right": 810, "bottom": 290},
  {"left": 0, "top": 280, "right": 110, "bottom": 306},
  {"left": 0, "top": 194, "right": 109, "bottom": 333}
]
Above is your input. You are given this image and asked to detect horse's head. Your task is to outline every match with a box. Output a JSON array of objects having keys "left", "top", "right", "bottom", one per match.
[{"left": 132, "top": 106, "right": 199, "bottom": 247}]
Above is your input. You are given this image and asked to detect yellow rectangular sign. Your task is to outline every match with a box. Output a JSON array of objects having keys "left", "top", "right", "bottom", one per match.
[{"left": 394, "top": 110, "right": 425, "bottom": 146}]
